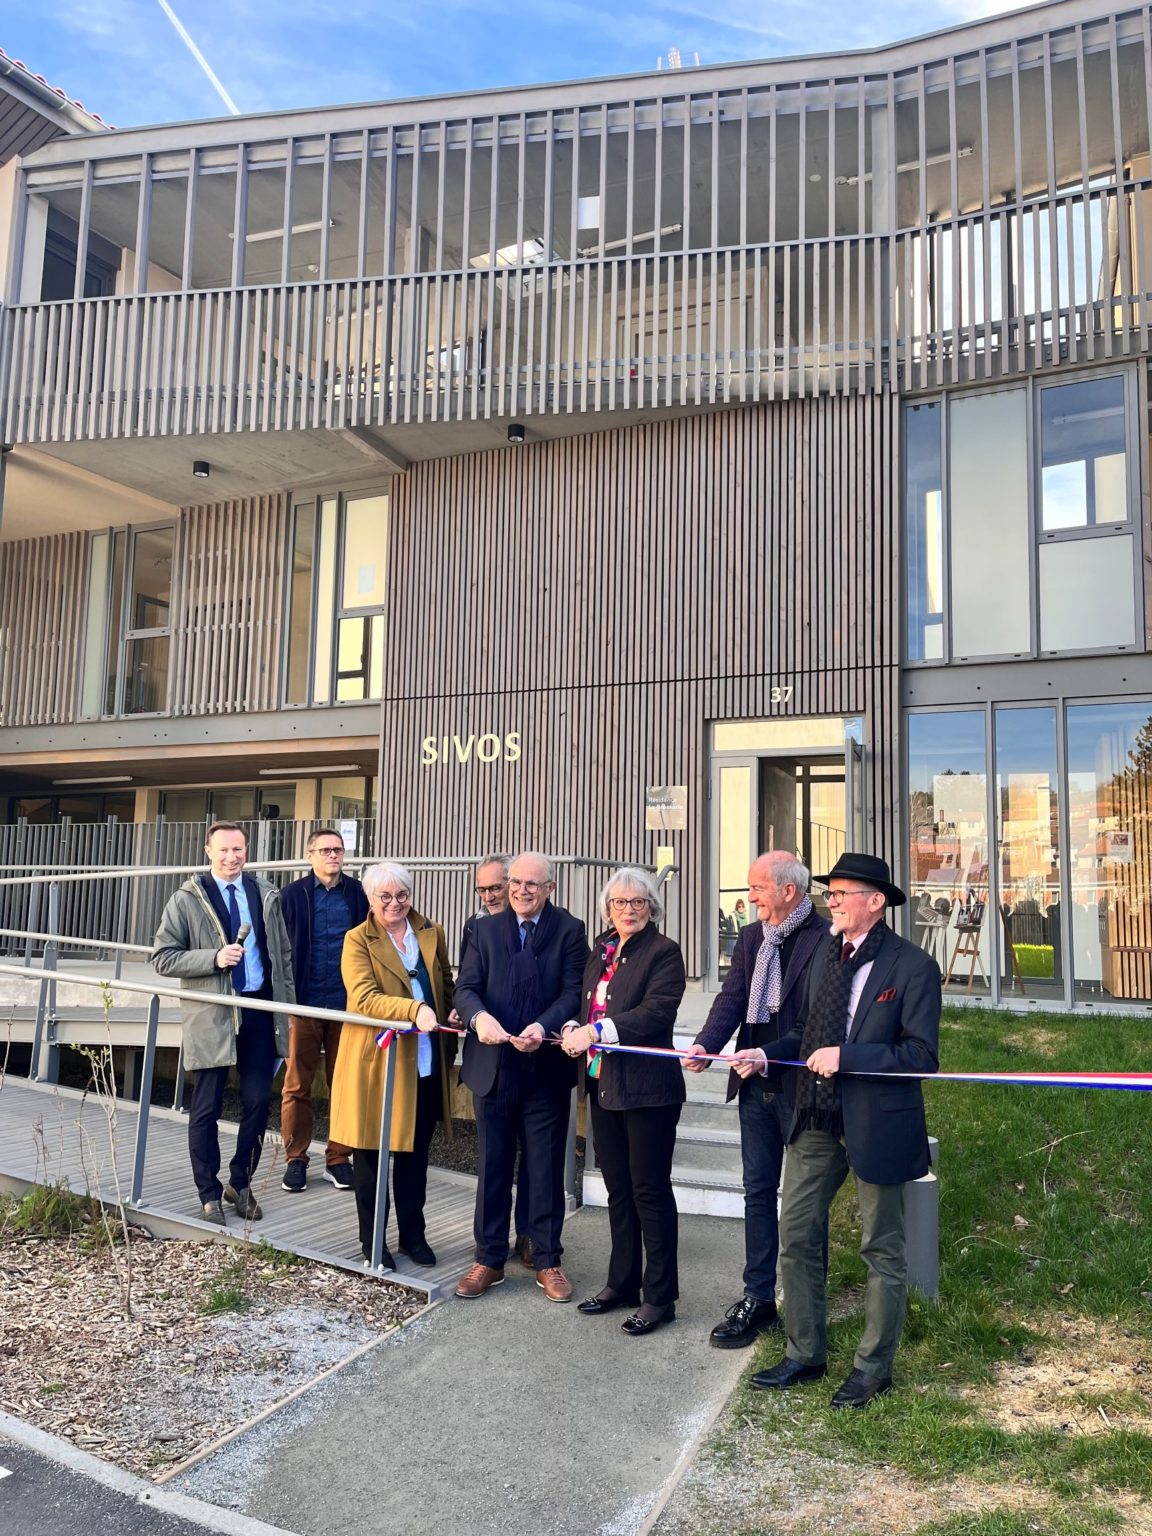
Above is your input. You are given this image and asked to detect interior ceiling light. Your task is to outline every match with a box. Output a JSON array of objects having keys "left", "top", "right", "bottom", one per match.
[
  {"left": 53, "top": 775, "right": 134, "bottom": 786},
  {"left": 258, "top": 764, "right": 362, "bottom": 776},
  {"left": 231, "top": 219, "right": 336, "bottom": 244}
]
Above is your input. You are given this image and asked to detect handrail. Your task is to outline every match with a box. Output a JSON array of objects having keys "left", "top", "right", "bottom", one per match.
[
  {"left": 0, "top": 852, "right": 649, "bottom": 888},
  {"left": 0, "top": 927, "right": 152, "bottom": 954}
]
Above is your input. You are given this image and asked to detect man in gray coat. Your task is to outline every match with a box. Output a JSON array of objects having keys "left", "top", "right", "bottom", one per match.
[{"left": 152, "top": 821, "right": 295, "bottom": 1225}]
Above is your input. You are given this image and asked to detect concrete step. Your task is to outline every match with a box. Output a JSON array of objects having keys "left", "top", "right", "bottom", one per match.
[
  {"left": 583, "top": 1165, "right": 743, "bottom": 1218},
  {"left": 679, "top": 1093, "right": 739, "bottom": 1131},
  {"left": 675, "top": 1125, "right": 741, "bottom": 1149},
  {"left": 669, "top": 1138, "right": 745, "bottom": 1176}
]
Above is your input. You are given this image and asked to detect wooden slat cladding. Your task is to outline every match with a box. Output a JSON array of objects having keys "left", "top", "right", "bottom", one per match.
[
  {"left": 0, "top": 530, "right": 86, "bottom": 727},
  {"left": 170, "top": 494, "right": 288, "bottom": 716},
  {"left": 377, "top": 396, "right": 900, "bottom": 979}
]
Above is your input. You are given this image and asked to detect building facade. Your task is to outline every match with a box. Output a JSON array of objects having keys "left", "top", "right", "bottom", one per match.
[{"left": 1, "top": 0, "right": 1151, "bottom": 1008}]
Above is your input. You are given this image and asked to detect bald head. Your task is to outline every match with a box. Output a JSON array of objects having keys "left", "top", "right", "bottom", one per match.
[{"left": 747, "top": 851, "right": 810, "bottom": 926}]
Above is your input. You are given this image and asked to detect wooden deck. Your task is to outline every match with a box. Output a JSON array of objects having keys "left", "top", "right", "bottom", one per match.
[{"left": 0, "top": 1076, "right": 480, "bottom": 1300}]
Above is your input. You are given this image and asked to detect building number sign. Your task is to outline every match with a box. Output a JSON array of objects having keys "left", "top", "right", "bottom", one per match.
[{"left": 771, "top": 685, "right": 794, "bottom": 704}]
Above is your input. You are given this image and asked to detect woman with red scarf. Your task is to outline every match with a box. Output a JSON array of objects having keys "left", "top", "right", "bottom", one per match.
[{"left": 562, "top": 866, "right": 686, "bottom": 1335}]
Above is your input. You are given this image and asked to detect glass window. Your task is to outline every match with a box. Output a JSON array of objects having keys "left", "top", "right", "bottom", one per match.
[
  {"left": 342, "top": 494, "right": 388, "bottom": 609},
  {"left": 995, "top": 707, "right": 1064, "bottom": 1003},
  {"left": 1038, "top": 536, "right": 1136, "bottom": 652},
  {"left": 284, "top": 503, "right": 316, "bottom": 706},
  {"left": 127, "top": 527, "right": 173, "bottom": 629},
  {"left": 715, "top": 762, "right": 754, "bottom": 981},
  {"left": 950, "top": 389, "right": 1031, "bottom": 658},
  {"left": 161, "top": 789, "right": 209, "bottom": 823},
  {"left": 312, "top": 498, "right": 338, "bottom": 705},
  {"left": 1039, "top": 375, "right": 1127, "bottom": 531},
  {"left": 335, "top": 614, "right": 385, "bottom": 701},
  {"left": 122, "top": 635, "right": 169, "bottom": 715},
  {"left": 904, "top": 402, "right": 944, "bottom": 662},
  {"left": 1067, "top": 701, "right": 1152, "bottom": 1004},
  {"left": 907, "top": 712, "right": 990, "bottom": 996},
  {"left": 79, "top": 523, "right": 174, "bottom": 718},
  {"left": 80, "top": 532, "right": 111, "bottom": 719}
]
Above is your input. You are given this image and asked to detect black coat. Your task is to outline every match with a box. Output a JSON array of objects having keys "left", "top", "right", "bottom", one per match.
[
  {"left": 693, "top": 906, "right": 829, "bottom": 1101},
  {"left": 769, "top": 925, "right": 941, "bottom": 1185},
  {"left": 455, "top": 902, "right": 588, "bottom": 1099},
  {"left": 578, "top": 923, "right": 687, "bottom": 1111},
  {"left": 280, "top": 871, "right": 369, "bottom": 997}
]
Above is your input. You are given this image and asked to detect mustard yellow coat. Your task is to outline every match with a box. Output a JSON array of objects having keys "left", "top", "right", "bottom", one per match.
[{"left": 329, "top": 910, "right": 456, "bottom": 1153}]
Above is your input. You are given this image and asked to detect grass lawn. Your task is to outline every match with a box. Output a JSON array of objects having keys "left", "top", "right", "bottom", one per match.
[{"left": 667, "top": 1006, "right": 1152, "bottom": 1536}]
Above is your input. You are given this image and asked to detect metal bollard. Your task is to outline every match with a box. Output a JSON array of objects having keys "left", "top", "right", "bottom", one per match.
[{"left": 905, "top": 1135, "right": 939, "bottom": 1299}]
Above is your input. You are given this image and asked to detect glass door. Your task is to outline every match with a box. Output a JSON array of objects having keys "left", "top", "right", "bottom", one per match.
[{"left": 711, "top": 756, "right": 757, "bottom": 983}]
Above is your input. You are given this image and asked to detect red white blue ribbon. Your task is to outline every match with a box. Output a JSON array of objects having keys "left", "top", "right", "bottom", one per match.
[{"left": 370, "top": 1024, "right": 1152, "bottom": 1090}]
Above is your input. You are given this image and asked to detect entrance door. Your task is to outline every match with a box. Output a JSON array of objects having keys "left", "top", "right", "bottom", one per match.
[{"left": 708, "top": 719, "right": 865, "bottom": 986}]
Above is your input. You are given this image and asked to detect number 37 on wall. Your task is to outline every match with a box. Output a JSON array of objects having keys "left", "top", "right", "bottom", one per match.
[{"left": 770, "top": 685, "right": 794, "bottom": 705}]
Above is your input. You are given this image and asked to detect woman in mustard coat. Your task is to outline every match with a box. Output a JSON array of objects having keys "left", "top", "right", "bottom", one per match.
[{"left": 331, "top": 860, "right": 456, "bottom": 1269}]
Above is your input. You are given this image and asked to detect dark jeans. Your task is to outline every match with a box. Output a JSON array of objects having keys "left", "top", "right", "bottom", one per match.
[
  {"left": 514, "top": 1121, "right": 530, "bottom": 1237},
  {"left": 589, "top": 1089, "right": 681, "bottom": 1307},
  {"left": 188, "top": 1002, "right": 277, "bottom": 1204},
  {"left": 738, "top": 1077, "right": 829, "bottom": 1302},
  {"left": 473, "top": 1085, "right": 570, "bottom": 1270},
  {"left": 351, "top": 1069, "right": 440, "bottom": 1252}
]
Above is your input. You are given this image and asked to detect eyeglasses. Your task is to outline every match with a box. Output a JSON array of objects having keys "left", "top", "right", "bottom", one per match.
[
  {"left": 313, "top": 846, "right": 345, "bottom": 857},
  {"left": 508, "top": 879, "right": 550, "bottom": 894},
  {"left": 476, "top": 882, "right": 507, "bottom": 897},
  {"left": 825, "top": 888, "right": 875, "bottom": 905},
  {"left": 375, "top": 891, "right": 410, "bottom": 906},
  {"left": 609, "top": 897, "right": 649, "bottom": 912}
]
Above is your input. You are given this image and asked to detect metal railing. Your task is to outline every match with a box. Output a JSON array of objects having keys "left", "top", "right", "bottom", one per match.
[
  {"left": 0, "top": 833, "right": 675, "bottom": 967},
  {"left": 0, "top": 959, "right": 447, "bottom": 1274}
]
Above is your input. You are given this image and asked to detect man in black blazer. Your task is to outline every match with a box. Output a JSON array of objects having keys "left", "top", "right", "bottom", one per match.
[
  {"left": 751, "top": 853, "right": 940, "bottom": 1410},
  {"left": 453, "top": 851, "right": 588, "bottom": 1302},
  {"left": 685, "top": 851, "right": 828, "bottom": 1348}
]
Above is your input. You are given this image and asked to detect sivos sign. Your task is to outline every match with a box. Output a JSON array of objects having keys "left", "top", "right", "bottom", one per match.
[{"left": 422, "top": 732, "right": 522, "bottom": 766}]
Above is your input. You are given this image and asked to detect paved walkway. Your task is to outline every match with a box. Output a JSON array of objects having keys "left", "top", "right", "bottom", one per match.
[{"left": 170, "top": 1206, "right": 749, "bottom": 1536}]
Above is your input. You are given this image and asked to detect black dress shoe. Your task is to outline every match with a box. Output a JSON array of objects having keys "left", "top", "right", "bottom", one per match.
[
  {"left": 621, "top": 1304, "right": 675, "bottom": 1336},
  {"left": 751, "top": 1356, "right": 828, "bottom": 1390},
  {"left": 399, "top": 1238, "right": 437, "bottom": 1267},
  {"left": 709, "top": 1295, "right": 780, "bottom": 1349},
  {"left": 577, "top": 1289, "right": 641, "bottom": 1315},
  {"left": 830, "top": 1370, "right": 892, "bottom": 1410}
]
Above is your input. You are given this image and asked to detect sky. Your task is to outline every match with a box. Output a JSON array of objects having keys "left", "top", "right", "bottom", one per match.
[{"left": 3, "top": 0, "right": 1027, "bottom": 130}]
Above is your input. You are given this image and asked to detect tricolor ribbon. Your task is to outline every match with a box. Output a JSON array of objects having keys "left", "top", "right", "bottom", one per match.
[{"left": 368, "top": 1023, "right": 1150, "bottom": 1091}]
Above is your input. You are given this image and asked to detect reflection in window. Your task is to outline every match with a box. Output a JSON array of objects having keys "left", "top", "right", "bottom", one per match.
[
  {"left": 1039, "top": 375, "right": 1126, "bottom": 530},
  {"left": 80, "top": 522, "right": 174, "bottom": 719},
  {"left": 1067, "top": 702, "right": 1152, "bottom": 1003},
  {"left": 904, "top": 402, "right": 944, "bottom": 662},
  {"left": 995, "top": 707, "right": 1063, "bottom": 1000},
  {"left": 950, "top": 389, "right": 1030, "bottom": 658},
  {"left": 906, "top": 712, "right": 990, "bottom": 995}
]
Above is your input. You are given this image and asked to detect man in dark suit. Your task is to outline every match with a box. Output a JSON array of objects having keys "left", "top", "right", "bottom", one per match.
[
  {"left": 685, "top": 851, "right": 828, "bottom": 1348},
  {"left": 453, "top": 851, "right": 588, "bottom": 1302},
  {"left": 751, "top": 852, "right": 940, "bottom": 1410}
]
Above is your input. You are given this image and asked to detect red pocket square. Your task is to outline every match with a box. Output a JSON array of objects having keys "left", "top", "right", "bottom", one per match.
[{"left": 875, "top": 987, "right": 897, "bottom": 1004}]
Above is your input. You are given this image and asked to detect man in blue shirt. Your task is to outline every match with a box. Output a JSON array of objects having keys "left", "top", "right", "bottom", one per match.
[{"left": 279, "top": 828, "right": 369, "bottom": 1193}]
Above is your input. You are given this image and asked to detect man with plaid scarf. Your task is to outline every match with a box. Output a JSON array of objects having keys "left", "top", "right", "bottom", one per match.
[
  {"left": 751, "top": 852, "right": 940, "bottom": 1410},
  {"left": 686, "top": 851, "right": 828, "bottom": 1349}
]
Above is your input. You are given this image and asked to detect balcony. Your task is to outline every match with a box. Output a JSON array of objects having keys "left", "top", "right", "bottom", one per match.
[{"left": 2, "top": 176, "right": 1151, "bottom": 450}]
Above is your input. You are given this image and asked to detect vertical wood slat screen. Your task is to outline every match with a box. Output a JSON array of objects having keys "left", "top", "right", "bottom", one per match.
[
  {"left": 170, "top": 494, "right": 288, "bottom": 716},
  {"left": 377, "top": 395, "right": 900, "bottom": 980},
  {"left": 0, "top": 531, "right": 86, "bottom": 728}
]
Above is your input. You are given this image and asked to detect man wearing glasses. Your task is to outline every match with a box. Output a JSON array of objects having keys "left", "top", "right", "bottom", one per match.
[
  {"left": 685, "top": 851, "right": 828, "bottom": 1349},
  {"left": 749, "top": 852, "right": 940, "bottom": 1411},
  {"left": 279, "top": 827, "right": 370, "bottom": 1193},
  {"left": 453, "top": 851, "right": 588, "bottom": 1302}
]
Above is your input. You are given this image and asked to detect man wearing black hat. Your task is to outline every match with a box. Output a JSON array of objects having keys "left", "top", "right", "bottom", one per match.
[{"left": 747, "top": 852, "right": 940, "bottom": 1410}]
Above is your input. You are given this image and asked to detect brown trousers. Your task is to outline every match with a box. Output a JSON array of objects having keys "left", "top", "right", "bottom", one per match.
[{"left": 281, "top": 1015, "right": 354, "bottom": 1166}]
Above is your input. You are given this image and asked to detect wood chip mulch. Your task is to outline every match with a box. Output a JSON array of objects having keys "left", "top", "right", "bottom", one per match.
[{"left": 0, "top": 1228, "right": 426, "bottom": 1479}]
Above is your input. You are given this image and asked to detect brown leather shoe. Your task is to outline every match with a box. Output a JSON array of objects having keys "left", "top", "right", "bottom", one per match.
[
  {"left": 455, "top": 1263, "right": 505, "bottom": 1299},
  {"left": 514, "top": 1233, "right": 534, "bottom": 1270},
  {"left": 536, "top": 1266, "right": 574, "bottom": 1303}
]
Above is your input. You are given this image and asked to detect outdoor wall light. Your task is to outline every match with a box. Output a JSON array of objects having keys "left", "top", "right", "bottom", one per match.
[
  {"left": 507, "top": 423, "right": 526, "bottom": 445},
  {"left": 192, "top": 460, "right": 210, "bottom": 478}
]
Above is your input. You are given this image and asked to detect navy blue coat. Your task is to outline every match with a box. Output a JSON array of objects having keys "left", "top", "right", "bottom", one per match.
[
  {"left": 455, "top": 902, "right": 588, "bottom": 1099},
  {"left": 694, "top": 905, "right": 829, "bottom": 1101},
  {"left": 769, "top": 925, "right": 941, "bottom": 1185},
  {"left": 280, "top": 872, "right": 369, "bottom": 1001}
]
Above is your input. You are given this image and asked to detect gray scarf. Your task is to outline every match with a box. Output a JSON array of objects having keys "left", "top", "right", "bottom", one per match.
[{"left": 746, "top": 896, "right": 813, "bottom": 1022}]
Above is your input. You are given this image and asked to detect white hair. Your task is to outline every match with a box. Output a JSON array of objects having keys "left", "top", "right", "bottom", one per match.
[
  {"left": 362, "top": 861, "right": 415, "bottom": 900},
  {"left": 512, "top": 850, "right": 555, "bottom": 883},
  {"left": 598, "top": 866, "right": 665, "bottom": 926},
  {"left": 476, "top": 852, "right": 512, "bottom": 876},
  {"left": 762, "top": 851, "right": 810, "bottom": 893}
]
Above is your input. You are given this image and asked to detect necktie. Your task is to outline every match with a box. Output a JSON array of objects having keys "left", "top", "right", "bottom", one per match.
[
  {"left": 225, "top": 883, "right": 248, "bottom": 993},
  {"left": 520, "top": 921, "right": 536, "bottom": 950},
  {"left": 841, "top": 941, "right": 855, "bottom": 965}
]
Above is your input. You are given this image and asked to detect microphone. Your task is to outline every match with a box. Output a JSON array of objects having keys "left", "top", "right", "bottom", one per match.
[{"left": 235, "top": 922, "right": 252, "bottom": 944}]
